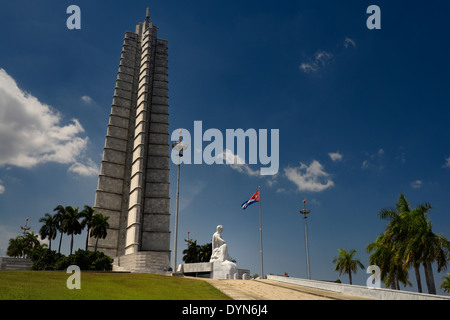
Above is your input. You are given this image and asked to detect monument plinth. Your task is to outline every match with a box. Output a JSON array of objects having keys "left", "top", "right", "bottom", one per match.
[
  {"left": 89, "top": 9, "right": 171, "bottom": 274},
  {"left": 176, "top": 225, "right": 250, "bottom": 279}
]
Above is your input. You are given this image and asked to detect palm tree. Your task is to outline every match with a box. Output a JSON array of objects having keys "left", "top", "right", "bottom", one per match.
[
  {"left": 53, "top": 204, "right": 67, "bottom": 253},
  {"left": 80, "top": 205, "right": 95, "bottom": 250},
  {"left": 420, "top": 231, "right": 449, "bottom": 294},
  {"left": 198, "top": 243, "right": 212, "bottom": 262},
  {"left": 22, "top": 231, "right": 40, "bottom": 258},
  {"left": 366, "top": 232, "right": 411, "bottom": 290},
  {"left": 332, "top": 248, "right": 364, "bottom": 285},
  {"left": 373, "top": 193, "right": 450, "bottom": 294},
  {"left": 7, "top": 236, "right": 25, "bottom": 258},
  {"left": 89, "top": 213, "right": 109, "bottom": 252},
  {"left": 375, "top": 194, "right": 414, "bottom": 290},
  {"left": 399, "top": 210, "right": 425, "bottom": 292},
  {"left": 39, "top": 213, "right": 58, "bottom": 251},
  {"left": 61, "top": 206, "right": 82, "bottom": 255},
  {"left": 183, "top": 240, "right": 199, "bottom": 263},
  {"left": 441, "top": 273, "right": 450, "bottom": 293}
]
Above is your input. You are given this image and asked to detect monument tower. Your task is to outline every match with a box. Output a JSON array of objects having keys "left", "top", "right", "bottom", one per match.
[{"left": 88, "top": 9, "right": 171, "bottom": 273}]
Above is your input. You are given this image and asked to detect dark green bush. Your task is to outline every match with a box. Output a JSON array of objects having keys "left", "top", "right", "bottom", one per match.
[
  {"left": 30, "top": 246, "right": 65, "bottom": 270},
  {"left": 30, "top": 248, "right": 113, "bottom": 271}
]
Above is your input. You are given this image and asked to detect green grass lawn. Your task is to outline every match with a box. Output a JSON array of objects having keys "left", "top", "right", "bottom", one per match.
[{"left": 0, "top": 271, "right": 231, "bottom": 300}]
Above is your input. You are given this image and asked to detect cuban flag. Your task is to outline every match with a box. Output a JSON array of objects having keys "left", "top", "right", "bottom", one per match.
[{"left": 241, "top": 189, "right": 260, "bottom": 210}]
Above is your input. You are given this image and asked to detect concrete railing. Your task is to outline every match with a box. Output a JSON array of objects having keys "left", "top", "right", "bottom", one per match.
[{"left": 267, "top": 275, "right": 450, "bottom": 300}]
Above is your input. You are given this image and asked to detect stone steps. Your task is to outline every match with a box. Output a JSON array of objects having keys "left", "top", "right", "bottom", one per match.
[
  {"left": 0, "top": 257, "right": 33, "bottom": 270},
  {"left": 112, "top": 251, "right": 171, "bottom": 275}
]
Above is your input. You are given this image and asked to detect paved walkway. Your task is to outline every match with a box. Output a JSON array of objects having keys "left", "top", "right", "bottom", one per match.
[{"left": 198, "top": 278, "right": 373, "bottom": 300}]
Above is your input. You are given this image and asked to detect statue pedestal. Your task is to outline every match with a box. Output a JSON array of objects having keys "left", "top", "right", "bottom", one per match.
[
  {"left": 176, "top": 262, "right": 249, "bottom": 279},
  {"left": 176, "top": 225, "right": 249, "bottom": 279},
  {"left": 212, "top": 260, "right": 237, "bottom": 279}
]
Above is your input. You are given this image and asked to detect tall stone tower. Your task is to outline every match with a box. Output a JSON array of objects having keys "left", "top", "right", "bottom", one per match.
[{"left": 89, "top": 9, "right": 171, "bottom": 273}]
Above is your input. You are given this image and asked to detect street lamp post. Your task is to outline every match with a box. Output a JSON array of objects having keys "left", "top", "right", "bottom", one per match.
[
  {"left": 299, "top": 200, "right": 311, "bottom": 280},
  {"left": 171, "top": 132, "right": 188, "bottom": 272}
]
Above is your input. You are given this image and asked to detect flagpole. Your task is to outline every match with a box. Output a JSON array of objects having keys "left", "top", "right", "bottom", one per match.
[{"left": 259, "top": 186, "right": 264, "bottom": 279}]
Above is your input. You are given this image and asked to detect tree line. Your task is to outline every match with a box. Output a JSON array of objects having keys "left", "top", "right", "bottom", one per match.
[
  {"left": 332, "top": 193, "right": 450, "bottom": 294},
  {"left": 7, "top": 204, "right": 109, "bottom": 258}
]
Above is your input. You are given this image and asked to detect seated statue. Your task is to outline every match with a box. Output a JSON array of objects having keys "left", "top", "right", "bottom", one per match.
[
  {"left": 209, "top": 225, "right": 237, "bottom": 279},
  {"left": 210, "top": 225, "right": 231, "bottom": 262}
]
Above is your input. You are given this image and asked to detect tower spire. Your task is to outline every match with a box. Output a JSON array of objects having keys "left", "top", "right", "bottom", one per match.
[{"left": 146, "top": 7, "right": 150, "bottom": 22}]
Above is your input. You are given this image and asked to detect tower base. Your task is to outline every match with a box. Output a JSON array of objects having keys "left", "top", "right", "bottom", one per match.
[{"left": 112, "top": 251, "right": 171, "bottom": 275}]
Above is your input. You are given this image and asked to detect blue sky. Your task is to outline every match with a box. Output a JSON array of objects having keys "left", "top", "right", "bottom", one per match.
[{"left": 1, "top": 0, "right": 450, "bottom": 294}]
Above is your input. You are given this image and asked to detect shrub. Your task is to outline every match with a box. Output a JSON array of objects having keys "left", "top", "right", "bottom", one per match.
[
  {"left": 30, "top": 246, "right": 65, "bottom": 270},
  {"left": 30, "top": 248, "right": 113, "bottom": 271},
  {"left": 67, "top": 249, "right": 113, "bottom": 271}
]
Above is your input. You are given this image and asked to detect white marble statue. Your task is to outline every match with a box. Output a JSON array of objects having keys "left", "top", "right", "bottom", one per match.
[
  {"left": 209, "top": 225, "right": 237, "bottom": 279},
  {"left": 210, "top": 225, "right": 231, "bottom": 262}
]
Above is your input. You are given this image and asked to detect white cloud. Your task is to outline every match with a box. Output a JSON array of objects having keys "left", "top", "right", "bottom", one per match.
[
  {"left": 81, "top": 95, "right": 93, "bottom": 104},
  {"left": 0, "top": 180, "right": 4, "bottom": 194},
  {"left": 410, "top": 180, "right": 423, "bottom": 189},
  {"left": 219, "top": 149, "right": 260, "bottom": 177},
  {"left": 328, "top": 151, "right": 343, "bottom": 162},
  {"left": 68, "top": 159, "right": 99, "bottom": 176},
  {"left": 266, "top": 174, "right": 279, "bottom": 187},
  {"left": 344, "top": 37, "right": 356, "bottom": 48},
  {"left": 315, "top": 50, "right": 333, "bottom": 65},
  {"left": 36, "top": 233, "right": 50, "bottom": 247},
  {"left": 361, "top": 160, "right": 369, "bottom": 169},
  {"left": 362, "top": 148, "right": 385, "bottom": 170},
  {"left": 299, "top": 50, "right": 333, "bottom": 73},
  {"left": 301, "top": 38, "right": 355, "bottom": 74},
  {"left": 0, "top": 68, "right": 95, "bottom": 176},
  {"left": 284, "top": 160, "right": 334, "bottom": 192},
  {"left": 443, "top": 157, "right": 450, "bottom": 168},
  {"left": 299, "top": 62, "right": 318, "bottom": 73},
  {"left": 220, "top": 148, "right": 244, "bottom": 165}
]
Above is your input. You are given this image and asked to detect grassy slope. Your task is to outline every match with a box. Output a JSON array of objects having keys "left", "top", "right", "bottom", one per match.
[{"left": 0, "top": 271, "right": 231, "bottom": 300}]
